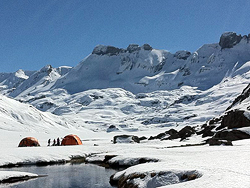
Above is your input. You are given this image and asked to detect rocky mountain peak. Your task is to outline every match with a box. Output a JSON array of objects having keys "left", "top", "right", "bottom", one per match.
[
  {"left": 40, "top": 65, "right": 53, "bottom": 74},
  {"left": 92, "top": 45, "right": 124, "bottom": 56},
  {"left": 126, "top": 44, "right": 140, "bottom": 52},
  {"left": 219, "top": 32, "right": 243, "bottom": 49},
  {"left": 141, "top": 44, "right": 153, "bottom": 51},
  {"left": 92, "top": 43, "right": 153, "bottom": 56}
]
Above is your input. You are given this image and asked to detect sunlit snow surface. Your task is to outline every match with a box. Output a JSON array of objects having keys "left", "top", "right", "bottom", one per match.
[{"left": 0, "top": 131, "right": 250, "bottom": 187}]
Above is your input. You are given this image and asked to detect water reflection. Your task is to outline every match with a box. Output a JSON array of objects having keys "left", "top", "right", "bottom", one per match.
[{"left": 1, "top": 163, "right": 117, "bottom": 188}]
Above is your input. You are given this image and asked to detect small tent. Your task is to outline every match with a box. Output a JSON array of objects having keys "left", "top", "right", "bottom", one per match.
[
  {"left": 61, "top": 134, "right": 82, "bottom": 146},
  {"left": 18, "top": 137, "right": 40, "bottom": 147}
]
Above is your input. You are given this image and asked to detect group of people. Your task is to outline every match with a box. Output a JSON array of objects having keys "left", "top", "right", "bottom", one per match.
[{"left": 48, "top": 137, "right": 61, "bottom": 146}]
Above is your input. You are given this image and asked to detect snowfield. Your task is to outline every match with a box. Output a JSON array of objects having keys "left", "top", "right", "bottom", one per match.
[
  {"left": 0, "top": 130, "right": 250, "bottom": 187},
  {"left": 0, "top": 32, "right": 250, "bottom": 187}
]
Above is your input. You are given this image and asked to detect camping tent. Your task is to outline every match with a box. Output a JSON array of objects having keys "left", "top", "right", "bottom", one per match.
[
  {"left": 18, "top": 137, "right": 40, "bottom": 147},
  {"left": 61, "top": 134, "right": 82, "bottom": 146}
]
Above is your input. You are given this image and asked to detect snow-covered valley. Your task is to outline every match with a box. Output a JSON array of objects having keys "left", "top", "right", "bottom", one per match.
[{"left": 1, "top": 32, "right": 250, "bottom": 187}]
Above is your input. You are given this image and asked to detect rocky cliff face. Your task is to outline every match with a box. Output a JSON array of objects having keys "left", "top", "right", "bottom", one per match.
[
  {"left": 219, "top": 32, "right": 250, "bottom": 48},
  {"left": 92, "top": 44, "right": 153, "bottom": 56},
  {"left": 219, "top": 32, "right": 243, "bottom": 49}
]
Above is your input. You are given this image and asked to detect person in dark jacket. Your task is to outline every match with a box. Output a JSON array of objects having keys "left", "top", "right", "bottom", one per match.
[
  {"left": 48, "top": 139, "right": 51, "bottom": 146},
  {"left": 57, "top": 137, "right": 60, "bottom": 146},
  {"left": 53, "top": 139, "right": 56, "bottom": 146}
]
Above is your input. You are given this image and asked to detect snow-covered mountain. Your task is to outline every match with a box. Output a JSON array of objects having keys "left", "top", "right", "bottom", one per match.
[
  {"left": 1, "top": 32, "right": 250, "bottom": 98},
  {"left": 0, "top": 94, "right": 74, "bottom": 132},
  {"left": 54, "top": 33, "right": 250, "bottom": 94},
  {"left": 0, "top": 65, "right": 72, "bottom": 98},
  {"left": 0, "top": 32, "right": 250, "bottom": 135}
]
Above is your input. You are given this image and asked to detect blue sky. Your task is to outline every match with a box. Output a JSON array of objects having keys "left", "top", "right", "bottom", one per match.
[{"left": 1, "top": 0, "right": 250, "bottom": 72}]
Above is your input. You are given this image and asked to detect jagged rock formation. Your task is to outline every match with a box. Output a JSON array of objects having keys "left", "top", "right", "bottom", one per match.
[
  {"left": 212, "top": 130, "right": 250, "bottom": 141},
  {"left": 227, "top": 84, "right": 250, "bottom": 110},
  {"left": 219, "top": 32, "right": 243, "bottom": 49},
  {"left": 92, "top": 44, "right": 153, "bottom": 56},
  {"left": 149, "top": 126, "right": 196, "bottom": 141},
  {"left": 92, "top": 45, "right": 124, "bottom": 56},
  {"left": 221, "top": 110, "right": 250, "bottom": 129},
  {"left": 174, "top": 50, "right": 191, "bottom": 60}
]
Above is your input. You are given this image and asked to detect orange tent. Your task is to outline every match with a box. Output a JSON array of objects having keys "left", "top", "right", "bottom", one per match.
[
  {"left": 61, "top": 134, "right": 82, "bottom": 146},
  {"left": 18, "top": 137, "right": 40, "bottom": 147}
]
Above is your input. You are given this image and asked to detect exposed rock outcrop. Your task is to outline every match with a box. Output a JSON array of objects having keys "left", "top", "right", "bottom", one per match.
[
  {"left": 141, "top": 44, "right": 153, "bottom": 51},
  {"left": 127, "top": 44, "right": 140, "bottom": 53},
  {"left": 227, "top": 84, "right": 250, "bottom": 110},
  {"left": 92, "top": 43, "right": 153, "bottom": 56},
  {"left": 219, "top": 32, "right": 242, "bottom": 49},
  {"left": 92, "top": 45, "right": 123, "bottom": 55},
  {"left": 113, "top": 135, "right": 140, "bottom": 144},
  {"left": 174, "top": 51, "right": 191, "bottom": 60},
  {"left": 221, "top": 110, "right": 250, "bottom": 129},
  {"left": 178, "top": 126, "right": 196, "bottom": 141},
  {"left": 149, "top": 126, "right": 196, "bottom": 141},
  {"left": 212, "top": 130, "right": 250, "bottom": 141},
  {"left": 196, "top": 124, "right": 216, "bottom": 138},
  {"left": 207, "top": 138, "right": 232, "bottom": 146}
]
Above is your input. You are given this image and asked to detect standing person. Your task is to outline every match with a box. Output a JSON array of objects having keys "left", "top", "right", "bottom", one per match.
[
  {"left": 48, "top": 139, "right": 51, "bottom": 146},
  {"left": 53, "top": 139, "right": 56, "bottom": 146},
  {"left": 57, "top": 137, "right": 60, "bottom": 146}
]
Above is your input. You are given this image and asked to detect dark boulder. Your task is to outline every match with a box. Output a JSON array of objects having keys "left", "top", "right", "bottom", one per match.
[
  {"left": 149, "top": 126, "right": 196, "bottom": 141},
  {"left": 150, "top": 129, "right": 179, "bottom": 140},
  {"left": 139, "top": 136, "right": 147, "bottom": 141},
  {"left": 221, "top": 110, "right": 250, "bottom": 129},
  {"left": 196, "top": 125, "right": 215, "bottom": 138},
  {"left": 164, "top": 129, "right": 179, "bottom": 140},
  {"left": 113, "top": 135, "right": 140, "bottom": 144},
  {"left": 219, "top": 32, "right": 242, "bottom": 49},
  {"left": 148, "top": 132, "right": 166, "bottom": 140},
  {"left": 213, "top": 130, "right": 250, "bottom": 141},
  {"left": 178, "top": 126, "right": 196, "bottom": 141},
  {"left": 207, "top": 138, "right": 232, "bottom": 146}
]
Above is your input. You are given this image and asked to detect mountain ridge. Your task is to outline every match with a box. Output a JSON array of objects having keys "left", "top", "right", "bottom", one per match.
[
  {"left": 0, "top": 32, "right": 250, "bottom": 135},
  {"left": 1, "top": 32, "right": 250, "bottom": 98}
]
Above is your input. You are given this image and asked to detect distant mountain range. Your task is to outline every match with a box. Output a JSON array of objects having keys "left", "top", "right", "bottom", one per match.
[{"left": 1, "top": 32, "right": 250, "bottom": 98}]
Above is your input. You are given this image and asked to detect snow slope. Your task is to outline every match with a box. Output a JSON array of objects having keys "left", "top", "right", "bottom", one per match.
[{"left": 0, "top": 131, "right": 250, "bottom": 187}]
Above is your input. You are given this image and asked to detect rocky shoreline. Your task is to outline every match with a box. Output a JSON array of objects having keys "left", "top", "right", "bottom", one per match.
[{"left": 0, "top": 153, "right": 201, "bottom": 187}]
